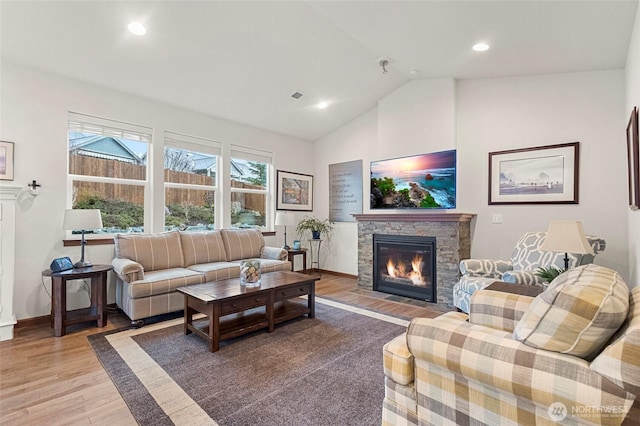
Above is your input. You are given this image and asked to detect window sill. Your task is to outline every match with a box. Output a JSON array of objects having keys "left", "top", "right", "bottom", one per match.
[
  {"left": 63, "top": 238, "right": 115, "bottom": 247},
  {"left": 64, "top": 231, "right": 276, "bottom": 246}
]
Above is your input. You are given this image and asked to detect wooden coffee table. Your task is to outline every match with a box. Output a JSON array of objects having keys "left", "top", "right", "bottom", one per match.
[{"left": 177, "top": 271, "right": 319, "bottom": 352}]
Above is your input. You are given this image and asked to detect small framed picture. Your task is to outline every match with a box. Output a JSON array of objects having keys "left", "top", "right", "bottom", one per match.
[
  {"left": 488, "top": 142, "right": 579, "bottom": 205},
  {"left": 0, "top": 141, "right": 14, "bottom": 181},
  {"left": 276, "top": 170, "right": 313, "bottom": 211}
]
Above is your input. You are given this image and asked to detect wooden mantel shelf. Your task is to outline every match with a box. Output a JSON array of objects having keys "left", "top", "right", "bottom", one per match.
[{"left": 353, "top": 213, "right": 476, "bottom": 223}]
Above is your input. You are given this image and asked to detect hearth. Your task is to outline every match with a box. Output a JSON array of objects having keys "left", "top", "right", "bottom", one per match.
[{"left": 373, "top": 234, "right": 436, "bottom": 301}]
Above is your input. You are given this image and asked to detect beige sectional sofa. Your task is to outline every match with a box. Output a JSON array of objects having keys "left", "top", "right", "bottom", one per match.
[{"left": 112, "top": 228, "right": 291, "bottom": 326}]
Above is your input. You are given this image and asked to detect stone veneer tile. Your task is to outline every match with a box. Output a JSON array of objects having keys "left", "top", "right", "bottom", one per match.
[{"left": 357, "top": 218, "right": 472, "bottom": 307}]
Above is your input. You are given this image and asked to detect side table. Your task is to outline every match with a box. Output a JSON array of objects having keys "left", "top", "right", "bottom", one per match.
[
  {"left": 484, "top": 281, "right": 544, "bottom": 297},
  {"left": 42, "top": 264, "right": 112, "bottom": 337},
  {"left": 308, "top": 238, "right": 322, "bottom": 277},
  {"left": 286, "top": 248, "right": 308, "bottom": 273}
]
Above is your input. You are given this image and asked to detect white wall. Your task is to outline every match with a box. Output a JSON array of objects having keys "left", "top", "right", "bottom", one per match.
[
  {"left": 0, "top": 63, "right": 314, "bottom": 321},
  {"left": 457, "top": 71, "right": 627, "bottom": 278},
  {"left": 315, "top": 70, "right": 629, "bottom": 283},
  {"left": 626, "top": 5, "right": 640, "bottom": 288},
  {"left": 313, "top": 109, "right": 377, "bottom": 274},
  {"left": 313, "top": 79, "right": 456, "bottom": 275},
  {"left": 378, "top": 78, "right": 456, "bottom": 157}
]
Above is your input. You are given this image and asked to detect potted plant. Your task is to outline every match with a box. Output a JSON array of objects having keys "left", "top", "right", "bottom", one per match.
[
  {"left": 296, "top": 216, "right": 334, "bottom": 240},
  {"left": 535, "top": 266, "right": 566, "bottom": 283}
]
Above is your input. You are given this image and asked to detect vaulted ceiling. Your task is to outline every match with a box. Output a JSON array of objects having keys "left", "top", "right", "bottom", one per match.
[{"left": 2, "top": 1, "right": 637, "bottom": 141}]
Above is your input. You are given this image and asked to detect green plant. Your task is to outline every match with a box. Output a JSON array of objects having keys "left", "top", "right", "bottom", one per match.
[
  {"left": 535, "top": 266, "right": 566, "bottom": 283},
  {"left": 372, "top": 177, "right": 396, "bottom": 197},
  {"left": 296, "top": 216, "right": 334, "bottom": 239}
]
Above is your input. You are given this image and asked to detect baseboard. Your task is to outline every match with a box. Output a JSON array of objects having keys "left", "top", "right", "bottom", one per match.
[
  {"left": 317, "top": 269, "right": 358, "bottom": 280},
  {"left": 16, "top": 315, "right": 49, "bottom": 328}
]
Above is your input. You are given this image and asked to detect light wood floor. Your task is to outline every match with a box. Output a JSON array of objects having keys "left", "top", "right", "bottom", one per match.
[{"left": 0, "top": 274, "right": 449, "bottom": 425}]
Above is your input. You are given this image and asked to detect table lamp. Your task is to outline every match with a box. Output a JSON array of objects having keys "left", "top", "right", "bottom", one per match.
[
  {"left": 63, "top": 209, "right": 103, "bottom": 268},
  {"left": 275, "top": 211, "right": 296, "bottom": 250},
  {"left": 540, "top": 220, "right": 593, "bottom": 270}
]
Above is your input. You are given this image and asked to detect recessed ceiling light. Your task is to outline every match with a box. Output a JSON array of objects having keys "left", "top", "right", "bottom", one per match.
[
  {"left": 128, "top": 22, "right": 147, "bottom": 36},
  {"left": 472, "top": 42, "right": 490, "bottom": 52},
  {"left": 317, "top": 101, "right": 328, "bottom": 109},
  {"left": 408, "top": 68, "right": 421, "bottom": 76}
]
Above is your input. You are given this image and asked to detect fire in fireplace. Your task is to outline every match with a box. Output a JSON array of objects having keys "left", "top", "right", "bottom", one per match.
[{"left": 373, "top": 234, "right": 436, "bottom": 301}]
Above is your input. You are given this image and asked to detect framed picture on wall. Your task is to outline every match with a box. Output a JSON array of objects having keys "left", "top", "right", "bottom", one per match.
[
  {"left": 276, "top": 170, "right": 313, "bottom": 211},
  {"left": 627, "top": 106, "right": 639, "bottom": 210},
  {"left": 488, "top": 142, "right": 579, "bottom": 205},
  {"left": 0, "top": 141, "right": 14, "bottom": 181}
]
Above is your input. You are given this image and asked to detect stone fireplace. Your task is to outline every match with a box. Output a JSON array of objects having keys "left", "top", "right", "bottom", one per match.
[{"left": 355, "top": 213, "right": 475, "bottom": 307}]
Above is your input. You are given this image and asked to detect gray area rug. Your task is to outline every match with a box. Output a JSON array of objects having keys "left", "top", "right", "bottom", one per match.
[{"left": 88, "top": 300, "right": 406, "bottom": 425}]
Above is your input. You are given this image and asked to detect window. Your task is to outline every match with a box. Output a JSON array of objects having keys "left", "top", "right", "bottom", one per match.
[
  {"left": 68, "top": 112, "right": 151, "bottom": 233},
  {"left": 164, "top": 131, "right": 221, "bottom": 231},
  {"left": 230, "top": 145, "right": 272, "bottom": 229}
]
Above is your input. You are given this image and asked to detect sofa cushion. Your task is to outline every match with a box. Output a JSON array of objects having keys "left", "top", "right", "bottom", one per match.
[
  {"left": 230, "top": 258, "right": 291, "bottom": 274},
  {"left": 180, "top": 230, "right": 227, "bottom": 266},
  {"left": 187, "top": 262, "right": 240, "bottom": 282},
  {"left": 514, "top": 264, "right": 629, "bottom": 360},
  {"left": 115, "top": 231, "right": 184, "bottom": 271},
  {"left": 125, "top": 267, "right": 204, "bottom": 299},
  {"left": 590, "top": 287, "right": 640, "bottom": 396},
  {"left": 221, "top": 229, "right": 264, "bottom": 261}
]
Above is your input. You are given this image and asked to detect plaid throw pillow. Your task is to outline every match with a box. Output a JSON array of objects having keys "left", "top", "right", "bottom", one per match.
[{"left": 514, "top": 264, "right": 629, "bottom": 360}]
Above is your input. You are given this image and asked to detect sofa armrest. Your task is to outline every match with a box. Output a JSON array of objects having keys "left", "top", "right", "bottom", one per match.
[
  {"left": 112, "top": 257, "right": 144, "bottom": 283},
  {"left": 501, "top": 270, "right": 547, "bottom": 285},
  {"left": 469, "top": 289, "right": 534, "bottom": 332},
  {"left": 383, "top": 333, "right": 414, "bottom": 386},
  {"left": 459, "top": 259, "right": 512, "bottom": 278},
  {"left": 261, "top": 246, "right": 288, "bottom": 261},
  {"left": 406, "top": 314, "right": 635, "bottom": 421}
]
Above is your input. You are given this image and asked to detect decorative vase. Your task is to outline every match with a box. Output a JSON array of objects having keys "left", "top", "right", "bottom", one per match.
[
  {"left": 240, "top": 259, "right": 261, "bottom": 287},
  {"left": 293, "top": 240, "right": 301, "bottom": 250},
  {"left": 311, "top": 230, "right": 321, "bottom": 240}
]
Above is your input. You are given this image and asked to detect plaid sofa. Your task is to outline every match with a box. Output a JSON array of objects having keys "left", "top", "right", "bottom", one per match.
[
  {"left": 112, "top": 229, "right": 290, "bottom": 325},
  {"left": 383, "top": 267, "right": 639, "bottom": 425},
  {"left": 453, "top": 231, "right": 606, "bottom": 313}
]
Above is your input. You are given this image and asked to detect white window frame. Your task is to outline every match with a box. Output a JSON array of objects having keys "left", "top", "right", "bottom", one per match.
[
  {"left": 67, "top": 112, "right": 152, "bottom": 235},
  {"left": 229, "top": 144, "right": 273, "bottom": 230},
  {"left": 163, "top": 131, "right": 222, "bottom": 230}
]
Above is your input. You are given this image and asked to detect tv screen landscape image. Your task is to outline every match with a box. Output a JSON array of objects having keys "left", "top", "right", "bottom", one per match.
[{"left": 370, "top": 149, "right": 456, "bottom": 209}]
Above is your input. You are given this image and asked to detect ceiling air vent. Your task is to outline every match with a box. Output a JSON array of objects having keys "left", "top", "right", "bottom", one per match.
[{"left": 291, "top": 91, "right": 304, "bottom": 99}]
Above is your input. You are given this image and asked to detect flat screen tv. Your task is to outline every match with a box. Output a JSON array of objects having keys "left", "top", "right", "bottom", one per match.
[{"left": 370, "top": 149, "right": 456, "bottom": 209}]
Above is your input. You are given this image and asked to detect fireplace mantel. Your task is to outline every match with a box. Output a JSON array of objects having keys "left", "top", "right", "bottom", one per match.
[{"left": 354, "top": 213, "right": 476, "bottom": 223}]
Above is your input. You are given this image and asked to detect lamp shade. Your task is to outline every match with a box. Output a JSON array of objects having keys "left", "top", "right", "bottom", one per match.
[
  {"left": 540, "top": 220, "right": 593, "bottom": 255},
  {"left": 275, "top": 211, "right": 296, "bottom": 226},
  {"left": 63, "top": 209, "right": 103, "bottom": 231}
]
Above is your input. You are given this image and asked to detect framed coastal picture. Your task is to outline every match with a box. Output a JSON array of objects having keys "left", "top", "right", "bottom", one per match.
[
  {"left": 276, "top": 170, "right": 313, "bottom": 211},
  {"left": 488, "top": 142, "right": 579, "bottom": 205},
  {"left": 0, "top": 141, "right": 14, "bottom": 181},
  {"left": 627, "top": 107, "right": 639, "bottom": 210}
]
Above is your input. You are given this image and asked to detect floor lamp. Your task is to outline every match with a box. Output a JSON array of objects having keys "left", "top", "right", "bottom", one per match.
[
  {"left": 540, "top": 220, "right": 593, "bottom": 270},
  {"left": 275, "top": 211, "right": 296, "bottom": 250},
  {"left": 63, "top": 209, "right": 103, "bottom": 268}
]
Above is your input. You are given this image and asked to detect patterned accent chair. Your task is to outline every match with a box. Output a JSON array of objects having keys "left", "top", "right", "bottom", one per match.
[{"left": 453, "top": 231, "right": 606, "bottom": 313}]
